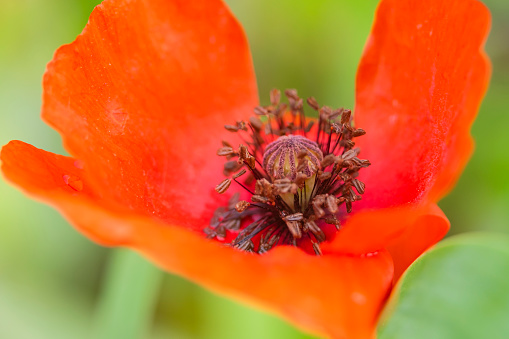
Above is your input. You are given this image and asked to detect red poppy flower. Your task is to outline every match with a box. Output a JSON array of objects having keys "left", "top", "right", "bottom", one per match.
[{"left": 0, "top": 0, "right": 490, "bottom": 338}]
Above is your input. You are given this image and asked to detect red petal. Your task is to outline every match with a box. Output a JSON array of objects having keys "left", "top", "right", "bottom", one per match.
[
  {"left": 1, "top": 141, "right": 393, "bottom": 339},
  {"left": 355, "top": 0, "right": 491, "bottom": 209},
  {"left": 322, "top": 203, "right": 445, "bottom": 254},
  {"left": 385, "top": 204, "right": 449, "bottom": 281},
  {"left": 42, "top": 0, "right": 258, "bottom": 228},
  {"left": 322, "top": 202, "right": 449, "bottom": 281}
]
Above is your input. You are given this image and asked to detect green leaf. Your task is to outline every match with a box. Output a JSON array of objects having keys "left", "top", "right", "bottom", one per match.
[{"left": 378, "top": 233, "right": 509, "bottom": 339}]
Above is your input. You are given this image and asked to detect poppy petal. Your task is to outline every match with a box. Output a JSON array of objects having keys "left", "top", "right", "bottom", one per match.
[
  {"left": 322, "top": 203, "right": 448, "bottom": 258},
  {"left": 1, "top": 140, "right": 393, "bottom": 339},
  {"left": 385, "top": 204, "right": 449, "bottom": 281},
  {"left": 322, "top": 202, "right": 449, "bottom": 280},
  {"left": 355, "top": 0, "right": 491, "bottom": 209},
  {"left": 42, "top": 0, "right": 258, "bottom": 228}
]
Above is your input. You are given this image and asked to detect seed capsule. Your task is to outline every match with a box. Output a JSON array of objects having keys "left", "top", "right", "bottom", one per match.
[{"left": 263, "top": 135, "right": 323, "bottom": 180}]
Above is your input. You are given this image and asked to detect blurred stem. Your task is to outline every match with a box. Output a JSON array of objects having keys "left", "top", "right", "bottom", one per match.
[{"left": 94, "top": 249, "right": 163, "bottom": 339}]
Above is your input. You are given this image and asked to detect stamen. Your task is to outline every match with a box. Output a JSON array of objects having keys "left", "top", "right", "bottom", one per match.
[
  {"left": 235, "top": 200, "right": 250, "bottom": 212},
  {"left": 208, "top": 89, "right": 370, "bottom": 255},
  {"left": 215, "top": 178, "right": 231, "bottom": 194}
]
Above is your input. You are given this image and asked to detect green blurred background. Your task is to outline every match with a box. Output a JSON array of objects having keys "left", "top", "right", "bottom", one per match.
[{"left": 0, "top": 0, "right": 507, "bottom": 338}]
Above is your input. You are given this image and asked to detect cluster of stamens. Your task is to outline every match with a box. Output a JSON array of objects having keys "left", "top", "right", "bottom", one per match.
[{"left": 204, "top": 89, "right": 370, "bottom": 255}]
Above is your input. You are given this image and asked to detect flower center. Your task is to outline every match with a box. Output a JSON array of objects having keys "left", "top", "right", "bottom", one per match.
[{"left": 205, "top": 89, "right": 370, "bottom": 255}]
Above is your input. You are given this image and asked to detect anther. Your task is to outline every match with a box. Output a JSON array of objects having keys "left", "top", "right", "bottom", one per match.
[
  {"left": 249, "top": 116, "right": 263, "bottom": 131},
  {"left": 217, "top": 146, "right": 235, "bottom": 156},
  {"left": 325, "top": 194, "right": 338, "bottom": 214},
  {"left": 237, "top": 121, "right": 248, "bottom": 131},
  {"left": 254, "top": 106, "right": 269, "bottom": 116},
  {"left": 215, "top": 178, "right": 231, "bottom": 194},
  {"left": 352, "top": 128, "right": 366, "bottom": 137},
  {"left": 235, "top": 200, "right": 250, "bottom": 212},
  {"left": 224, "top": 124, "right": 239, "bottom": 132},
  {"left": 255, "top": 178, "right": 275, "bottom": 201},
  {"left": 312, "top": 195, "right": 326, "bottom": 218},
  {"left": 238, "top": 145, "right": 256, "bottom": 169},
  {"left": 306, "top": 97, "right": 320, "bottom": 111},
  {"left": 325, "top": 216, "right": 341, "bottom": 231},
  {"left": 291, "top": 98, "right": 303, "bottom": 111},
  {"left": 259, "top": 233, "right": 279, "bottom": 254},
  {"left": 223, "top": 160, "right": 243, "bottom": 176},
  {"left": 235, "top": 240, "right": 255, "bottom": 252},
  {"left": 233, "top": 169, "right": 247, "bottom": 179},
  {"left": 305, "top": 220, "right": 326, "bottom": 242},
  {"left": 342, "top": 148, "right": 360, "bottom": 160},
  {"left": 270, "top": 89, "right": 281, "bottom": 106},
  {"left": 284, "top": 88, "right": 299, "bottom": 100},
  {"left": 285, "top": 220, "right": 302, "bottom": 239},
  {"left": 321, "top": 154, "right": 337, "bottom": 168},
  {"left": 273, "top": 178, "right": 298, "bottom": 194},
  {"left": 294, "top": 172, "right": 309, "bottom": 188},
  {"left": 341, "top": 109, "right": 352, "bottom": 124},
  {"left": 222, "top": 140, "right": 233, "bottom": 148},
  {"left": 284, "top": 213, "right": 304, "bottom": 222},
  {"left": 352, "top": 179, "right": 366, "bottom": 194},
  {"left": 320, "top": 106, "right": 333, "bottom": 120},
  {"left": 252, "top": 195, "right": 269, "bottom": 203},
  {"left": 318, "top": 171, "right": 331, "bottom": 181},
  {"left": 312, "top": 242, "right": 323, "bottom": 256}
]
